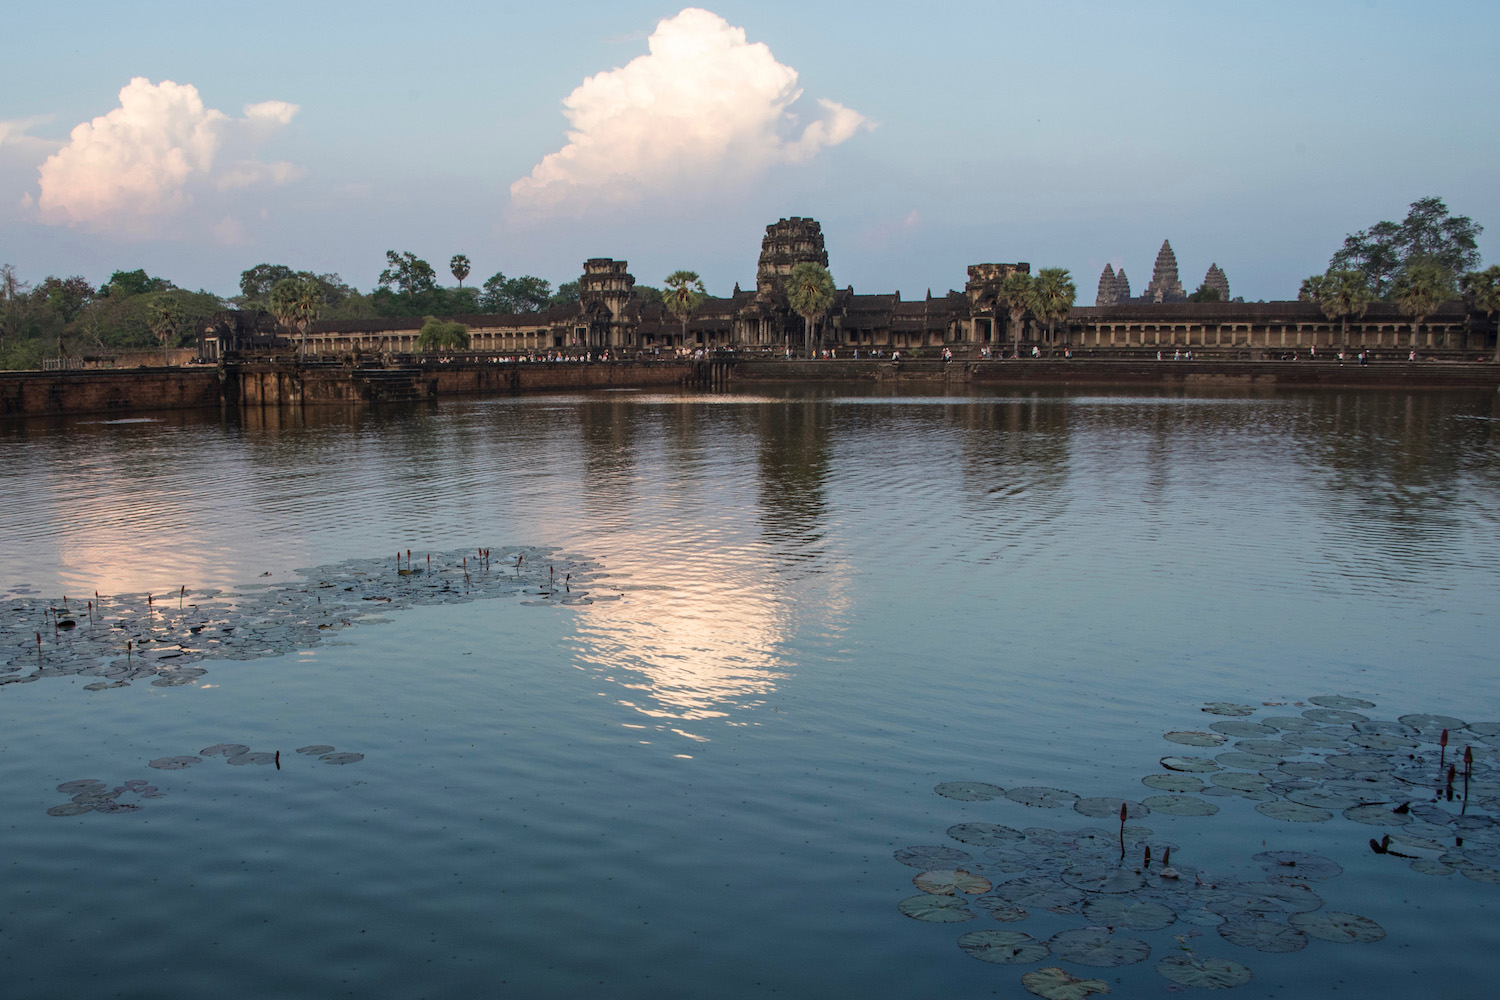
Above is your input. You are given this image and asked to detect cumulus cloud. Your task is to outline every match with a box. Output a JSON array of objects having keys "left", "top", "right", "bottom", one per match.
[
  {"left": 510, "top": 8, "right": 869, "bottom": 213},
  {"left": 34, "top": 78, "right": 300, "bottom": 233}
]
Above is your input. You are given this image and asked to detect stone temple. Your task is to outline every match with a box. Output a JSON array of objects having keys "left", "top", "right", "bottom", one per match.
[
  {"left": 1096, "top": 241, "right": 1228, "bottom": 305},
  {"left": 1201, "top": 264, "right": 1230, "bottom": 302},
  {"left": 1144, "top": 240, "right": 1186, "bottom": 303}
]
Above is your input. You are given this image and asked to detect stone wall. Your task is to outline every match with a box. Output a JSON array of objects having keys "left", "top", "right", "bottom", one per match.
[{"left": 0, "top": 368, "right": 224, "bottom": 418}]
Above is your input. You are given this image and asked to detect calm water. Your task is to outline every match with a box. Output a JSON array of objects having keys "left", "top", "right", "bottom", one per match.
[{"left": 2, "top": 384, "right": 1499, "bottom": 999}]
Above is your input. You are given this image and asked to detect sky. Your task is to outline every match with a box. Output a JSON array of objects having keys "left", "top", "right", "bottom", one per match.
[{"left": 2, "top": 0, "right": 1497, "bottom": 303}]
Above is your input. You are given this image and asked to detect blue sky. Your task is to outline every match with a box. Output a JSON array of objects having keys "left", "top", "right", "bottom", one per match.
[{"left": 2, "top": 0, "right": 1496, "bottom": 302}]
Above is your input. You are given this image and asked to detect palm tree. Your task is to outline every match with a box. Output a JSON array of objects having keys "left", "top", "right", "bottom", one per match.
[
  {"left": 1460, "top": 265, "right": 1500, "bottom": 362},
  {"left": 785, "top": 262, "right": 835, "bottom": 356},
  {"left": 1032, "top": 268, "right": 1076, "bottom": 346},
  {"left": 662, "top": 270, "right": 707, "bottom": 348},
  {"left": 270, "top": 277, "right": 322, "bottom": 359},
  {"left": 1392, "top": 262, "right": 1453, "bottom": 349},
  {"left": 450, "top": 254, "right": 471, "bottom": 289},
  {"left": 997, "top": 271, "right": 1032, "bottom": 357},
  {"left": 149, "top": 298, "right": 181, "bottom": 366},
  {"left": 1299, "top": 270, "right": 1373, "bottom": 347}
]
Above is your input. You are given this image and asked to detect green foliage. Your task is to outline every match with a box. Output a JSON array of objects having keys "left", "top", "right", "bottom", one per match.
[
  {"left": 785, "top": 262, "right": 834, "bottom": 351},
  {"left": 378, "top": 251, "right": 438, "bottom": 300},
  {"left": 1460, "top": 266, "right": 1500, "bottom": 362},
  {"left": 1188, "top": 283, "right": 1222, "bottom": 303},
  {"left": 997, "top": 270, "right": 1033, "bottom": 347},
  {"left": 100, "top": 269, "right": 173, "bottom": 298},
  {"left": 662, "top": 270, "right": 707, "bottom": 333},
  {"left": 239, "top": 263, "right": 297, "bottom": 300},
  {"left": 150, "top": 298, "right": 182, "bottom": 363},
  {"left": 270, "top": 277, "right": 323, "bottom": 355},
  {"left": 1031, "top": 267, "right": 1076, "bottom": 338},
  {"left": 416, "top": 315, "right": 471, "bottom": 352},
  {"left": 477, "top": 272, "right": 553, "bottom": 314},
  {"left": 1330, "top": 197, "right": 1483, "bottom": 298},
  {"left": 633, "top": 285, "right": 664, "bottom": 305},
  {"left": 1300, "top": 270, "right": 1374, "bottom": 340},
  {"left": 450, "top": 254, "right": 471, "bottom": 288},
  {"left": 548, "top": 281, "right": 580, "bottom": 307},
  {"left": 1392, "top": 261, "right": 1454, "bottom": 337}
]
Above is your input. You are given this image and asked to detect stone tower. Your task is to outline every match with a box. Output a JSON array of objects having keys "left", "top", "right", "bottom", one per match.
[
  {"left": 1201, "top": 263, "right": 1230, "bottom": 302},
  {"left": 756, "top": 217, "right": 829, "bottom": 294},
  {"left": 1144, "top": 240, "right": 1186, "bottom": 303},
  {"left": 579, "top": 258, "right": 635, "bottom": 322},
  {"left": 1096, "top": 263, "right": 1118, "bottom": 307},
  {"left": 1114, "top": 268, "right": 1131, "bottom": 302}
]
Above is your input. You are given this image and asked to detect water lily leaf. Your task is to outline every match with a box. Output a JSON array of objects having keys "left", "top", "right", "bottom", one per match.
[
  {"left": 1006, "top": 786, "right": 1079, "bottom": 809},
  {"left": 1201, "top": 702, "right": 1256, "bottom": 717},
  {"left": 296, "top": 745, "right": 336, "bottom": 755},
  {"left": 1460, "top": 866, "right": 1500, "bottom": 884},
  {"left": 1210, "top": 773, "right": 1270, "bottom": 794},
  {"left": 1217, "top": 752, "right": 1285, "bottom": 770},
  {"left": 1302, "top": 708, "right": 1367, "bottom": 724},
  {"left": 914, "top": 869, "right": 992, "bottom": 895},
  {"left": 1283, "top": 786, "right": 1361, "bottom": 811},
  {"left": 1251, "top": 851, "right": 1343, "bottom": 880},
  {"left": 46, "top": 802, "right": 94, "bottom": 816},
  {"left": 897, "top": 894, "right": 976, "bottom": 922},
  {"left": 1143, "top": 773, "right": 1203, "bottom": 793},
  {"left": 1161, "top": 756, "right": 1220, "bottom": 773},
  {"left": 227, "top": 751, "right": 276, "bottom": 765},
  {"left": 1347, "top": 733, "right": 1418, "bottom": 752},
  {"left": 1289, "top": 911, "right": 1385, "bottom": 944},
  {"left": 319, "top": 752, "right": 364, "bottom": 765},
  {"left": 1048, "top": 927, "right": 1150, "bottom": 967},
  {"left": 895, "top": 845, "right": 974, "bottom": 869},
  {"left": 934, "top": 780, "right": 1006, "bottom": 801},
  {"left": 1399, "top": 713, "right": 1466, "bottom": 735},
  {"left": 1261, "top": 716, "right": 1319, "bottom": 732},
  {"left": 994, "top": 876, "right": 1086, "bottom": 910},
  {"left": 1342, "top": 803, "right": 1412, "bottom": 827},
  {"left": 1165, "top": 731, "right": 1228, "bottom": 747},
  {"left": 1309, "top": 695, "right": 1377, "bottom": 710},
  {"left": 1234, "top": 739, "right": 1299, "bottom": 758},
  {"left": 1155, "top": 954, "right": 1253, "bottom": 989},
  {"left": 947, "top": 822, "right": 1025, "bottom": 847},
  {"left": 1209, "top": 721, "right": 1279, "bottom": 738},
  {"left": 148, "top": 755, "right": 202, "bottom": 770},
  {"left": 200, "top": 743, "right": 250, "bottom": 757},
  {"left": 1021, "top": 966, "right": 1111, "bottom": 999},
  {"left": 56, "top": 779, "right": 106, "bottom": 793},
  {"left": 1327, "top": 753, "right": 1393, "bottom": 773},
  {"left": 1082, "top": 896, "right": 1176, "bottom": 930},
  {"left": 1255, "top": 801, "right": 1330, "bottom": 823},
  {"left": 1278, "top": 731, "right": 1350, "bottom": 751},
  {"left": 1409, "top": 860, "right": 1453, "bottom": 876},
  {"left": 973, "top": 897, "right": 1029, "bottom": 922},
  {"left": 958, "top": 929, "right": 1049, "bottom": 964},
  {"left": 1217, "top": 918, "right": 1307, "bottom": 952},
  {"left": 1074, "top": 797, "right": 1150, "bottom": 820},
  {"left": 1060, "top": 865, "right": 1147, "bottom": 894},
  {"left": 1142, "top": 795, "right": 1219, "bottom": 817}
]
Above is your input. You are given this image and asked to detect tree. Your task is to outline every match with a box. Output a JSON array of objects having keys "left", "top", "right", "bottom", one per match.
[
  {"left": 149, "top": 297, "right": 182, "bottom": 366},
  {"left": 39, "top": 276, "right": 94, "bottom": 323},
  {"left": 662, "top": 270, "right": 706, "bottom": 346},
  {"left": 997, "top": 271, "right": 1033, "bottom": 356},
  {"left": 270, "top": 277, "right": 322, "bottom": 358},
  {"left": 476, "top": 273, "right": 552, "bottom": 313},
  {"left": 416, "top": 315, "right": 470, "bottom": 353},
  {"left": 1188, "top": 284, "right": 1222, "bottom": 303},
  {"left": 239, "top": 263, "right": 297, "bottom": 301},
  {"left": 0, "top": 264, "right": 28, "bottom": 349},
  {"left": 1031, "top": 268, "right": 1076, "bottom": 345},
  {"left": 378, "top": 251, "right": 438, "bottom": 301},
  {"left": 101, "top": 269, "right": 173, "bottom": 299},
  {"left": 1392, "top": 261, "right": 1454, "bottom": 347},
  {"left": 1299, "top": 270, "right": 1373, "bottom": 345},
  {"left": 633, "top": 285, "right": 665, "bottom": 305},
  {"left": 1330, "top": 197, "right": 1483, "bottom": 297},
  {"left": 450, "top": 254, "right": 471, "bottom": 288},
  {"left": 479, "top": 272, "right": 509, "bottom": 312},
  {"left": 784, "top": 262, "right": 835, "bottom": 355},
  {"left": 1460, "top": 266, "right": 1500, "bottom": 363},
  {"left": 548, "top": 281, "right": 581, "bottom": 308}
]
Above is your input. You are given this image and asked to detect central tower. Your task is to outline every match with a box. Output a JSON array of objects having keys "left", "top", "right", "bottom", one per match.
[{"left": 755, "top": 217, "right": 829, "bottom": 293}]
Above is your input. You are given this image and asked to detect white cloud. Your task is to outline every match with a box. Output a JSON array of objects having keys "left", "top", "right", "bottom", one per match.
[
  {"left": 511, "top": 8, "right": 869, "bottom": 214},
  {"left": 34, "top": 78, "right": 300, "bottom": 234},
  {"left": 0, "top": 116, "right": 58, "bottom": 154}
]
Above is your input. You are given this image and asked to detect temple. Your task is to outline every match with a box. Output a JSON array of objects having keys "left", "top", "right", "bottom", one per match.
[{"left": 203, "top": 217, "right": 1491, "bottom": 360}]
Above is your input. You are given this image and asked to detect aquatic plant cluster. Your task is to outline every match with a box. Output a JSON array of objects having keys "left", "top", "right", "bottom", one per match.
[
  {"left": 45, "top": 744, "right": 364, "bottom": 817},
  {"left": 896, "top": 696, "right": 1499, "bottom": 997},
  {"left": 1, "top": 546, "right": 606, "bottom": 692}
]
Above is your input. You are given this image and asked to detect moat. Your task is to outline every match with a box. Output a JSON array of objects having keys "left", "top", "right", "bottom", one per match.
[{"left": 3, "top": 384, "right": 1499, "bottom": 999}]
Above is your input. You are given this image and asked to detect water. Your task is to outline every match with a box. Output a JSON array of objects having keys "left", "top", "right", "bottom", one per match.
[{"left": 2, "top": 384, "right": 1499, "bottom": 999}]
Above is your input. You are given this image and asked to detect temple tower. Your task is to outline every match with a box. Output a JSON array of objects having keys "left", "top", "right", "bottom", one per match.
[
  {"left": 1114, "top": 269, "right": 1131, "bottom": 302},
  {"left": 1201, "top": 263, "right": 1230, "bottom": 302},
  {"left": 1096, "top": 264, "right": 1118, "bottom": 306},
  {"left": 579, "top": 258, "right": 635, "bottom": 322},
  {"left": 1143, "top": 240, "right": 1186, "bottom": 303},
  {"left": 755, "top": 217, "right": 829, "bottom": 293}
]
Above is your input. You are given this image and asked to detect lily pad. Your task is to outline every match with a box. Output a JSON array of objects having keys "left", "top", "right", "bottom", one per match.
[
  {"left": 973, "top": 896, "right": 1030, "bottom": 921},
  {"left": 1074, "top": 797, "right": 1150, "bottom": 820},
  {"left": 1161, "top": 756, "right": 1220, "bottom": 773},
  {"left": 1217, "top": 918, "right": 1308, "bottom": 952},
  {"left": 897, "top": 894, "right": 976, "bottom": 922},
  {"left": 1302, "top": 708, "right": 1367, "bottom": 724},
  {"left": 1021, "top": 966, "right": 1111, "bottom": 999},
  {"left": 1142, "top": 795, "right": 1219, "bottom": 817},
  {"left": 1251, "top": 851, "right": 1343, "bottom": 880},
  {"left": 1342, "top": 803, "right": 1412, "bottom": 827},
  {"left": 1209, "top": 721, "right": 1279, "bottom": 738},
  {"left": 148, "top": 755, "right": 202, "bottom": 770},
  {"left": 296, "top": 745, "right": 336, "bottom": 755},
  {"left": 1165, "top": 731, "right": 1228, "bottom": 747},
  {"left": 994, "top": 876, "right": 1086, "bottom": 910},
  {"left": 56, "top": 779, "right": 106, "bottom": 793},
  {"left": 1210, "top": 773, "right": 1270, "bottom": 794},
  {"left": 200, "top": 743, "right": 250, "bottom": 757},
  {"left": 1006, "top": 786, "right": 1079, "bottom": 809},
  {"left": 1289, "top": 911, "right": 1385, "bottom": 944},
  {"left": 1399, "top": 713, "right": 1466, "bottom": 734},
  {"left": 1060, "top": 865, "right": 1147, "bottom": 894},
  {"left": 1048, "top": 927, "right": 1150, "bottom": 967},
  {"left": 958, "top": 929, "right": 1049, "bottom": 964},
  {"left": 1201, "top": 702, "right": 1256, "bottom": 717},
  {"left": 1142, "top": 773, "right": 1203, "bottom": 793},
  {"left": 895, "top": 845, "right": 974, "bottom": 869},
  {"left": 319, "top": 752, "right": 364, "bottom": 765},
  {"left": 1255, "top": 800, "right": 1331, "bottom": 823},
  {"left": 1409, "top": 860, "right": 1453, "bottom": 876},
  {"left": 1261, "top": 716, "right": 1319, "bottom": 732},
  {"left": 1285, "top": 787, "right": 1362, "bottom": 811},
  {"left": 1082, "top": 896, "right": 1176, "bottom": 930},
  {"left": 914, "top": 869, "right": 992, "bottom": 895},
  {"left": 226, "top": 751, "right": 276, "bottom": 766},
  {"left": 46, "top": 802, "right": 94, "bottom": 817},
  {"left": 947, "top": 822, "right": 1025, "bottom": 847},
  {"left": 1309, "top": 695, "right": 1376, "bottom": 710},
  {"left": 1155, "top": 954, "right": 1253, "bottom": 989}
]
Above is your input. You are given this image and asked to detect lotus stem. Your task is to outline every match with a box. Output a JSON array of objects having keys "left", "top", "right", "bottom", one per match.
[{"left": 1440, "top": 728, "right": 1449, "bottom": 769}]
